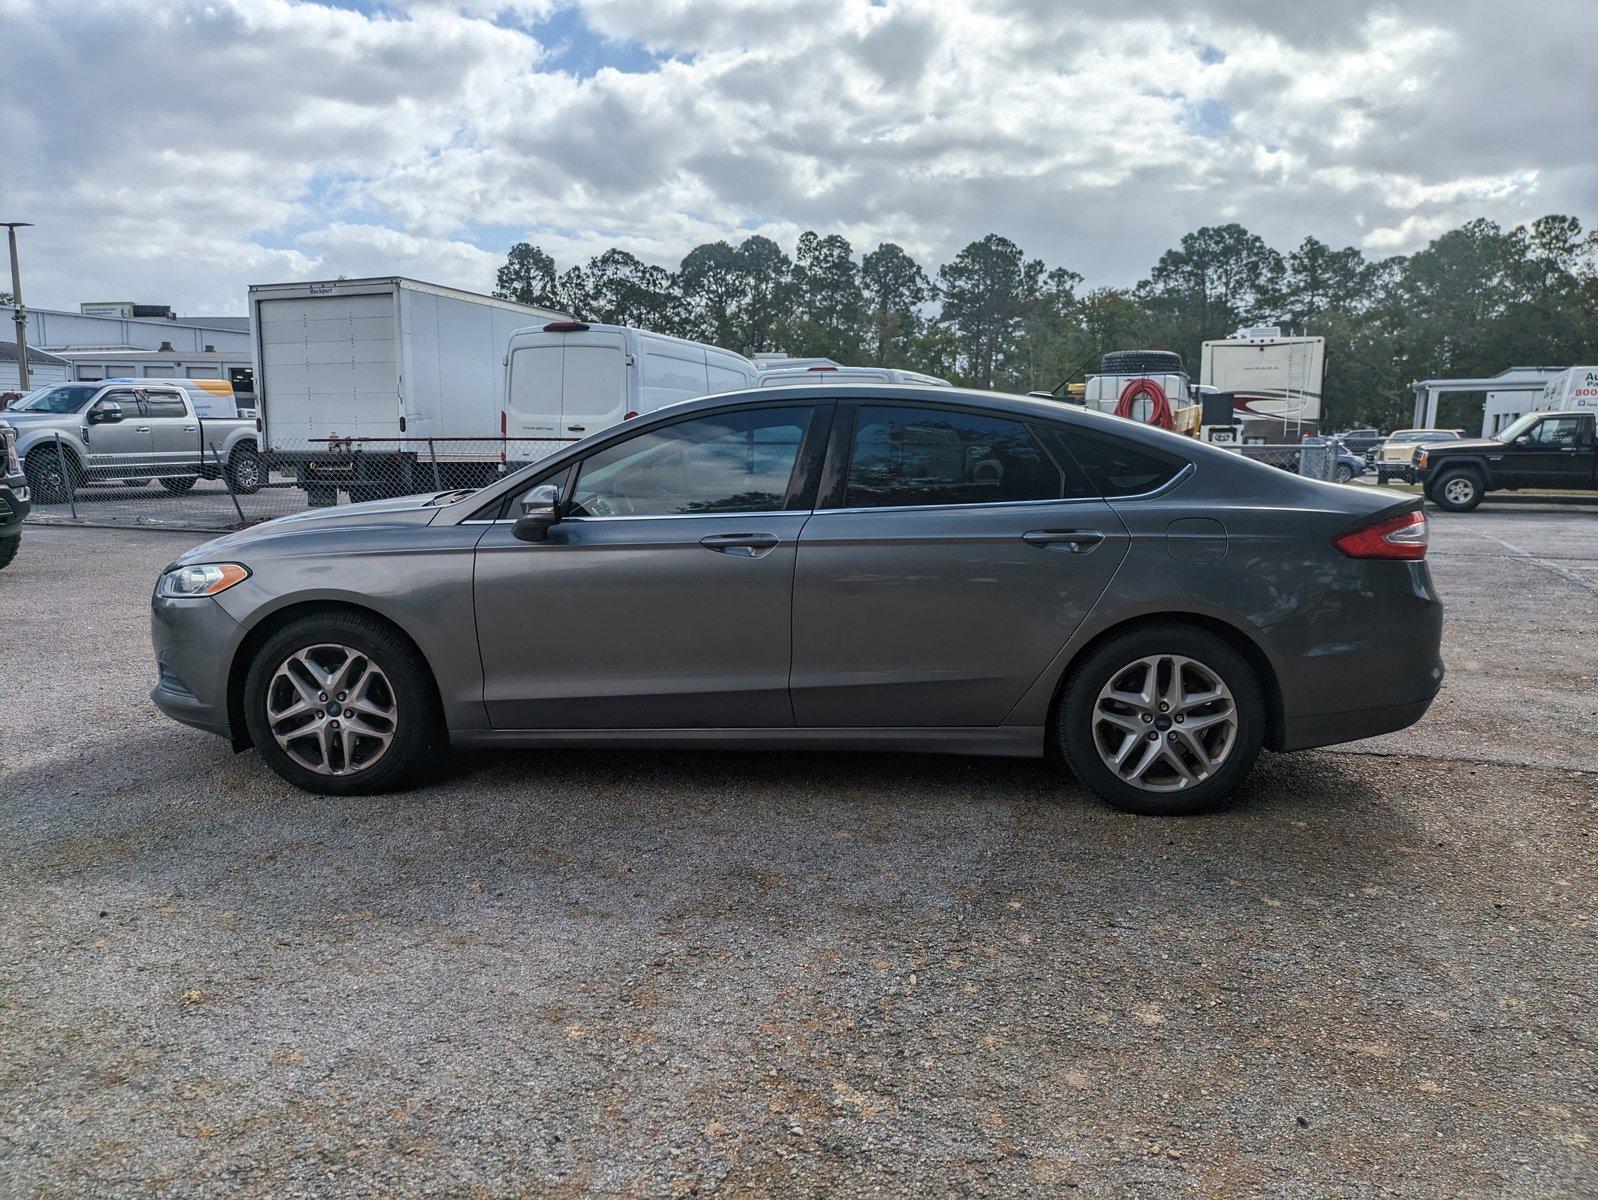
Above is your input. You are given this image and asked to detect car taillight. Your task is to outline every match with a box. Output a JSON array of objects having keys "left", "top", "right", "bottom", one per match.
[{"left": 1333, "top": 509, "right": 1428, "bottom": 560}]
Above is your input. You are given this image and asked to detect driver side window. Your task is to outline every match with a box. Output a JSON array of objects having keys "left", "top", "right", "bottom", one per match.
[
  {"left": 96, "top": 390, "right": 141, "bottom": 417},
  {"left": 568, "top": 407, "right": 813, "bottom": 518},
  {"left": 1529, "top": 417, "right": 1581, "bottom": 447}
]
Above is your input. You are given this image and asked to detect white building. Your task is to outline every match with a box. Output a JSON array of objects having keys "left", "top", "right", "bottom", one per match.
[
  {"left": 0, "top": 343, "right": 71, "bottom": 398},
  {"left": 0, "top": 304, "right": 250, "bottom": 355},
  {"left": 1411, "top": 365, "right": 1569, "bottom": 436}
]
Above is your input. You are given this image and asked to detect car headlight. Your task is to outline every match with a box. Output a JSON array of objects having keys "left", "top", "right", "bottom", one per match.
[{"left": 156, "top": 562, "right": 251, "bottom": 598}]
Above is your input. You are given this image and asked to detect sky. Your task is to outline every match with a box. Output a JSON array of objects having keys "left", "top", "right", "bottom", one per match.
[{"left": 3, "top": 0, "right": 1594, "bottom": 316}]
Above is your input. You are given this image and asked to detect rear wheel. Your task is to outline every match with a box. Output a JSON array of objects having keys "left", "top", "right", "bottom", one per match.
[
  {"left": 0, "top": 533, "right": 18, "bottom": 570},
  {"left": 1333, "top": 463, "right": 1355, "bottom": 484},
  {"left": 158, "top": 476, "right": 198, "bottom": 494},
  {"left": 243, "top": 613, "right": 446, "bottom": 795},
  {"left": 1056, "top": 624, "right": 1264, "bottom": 816},
  {"left": 1430, "top": 467, "right": 1483, "bottom": 513},
  {"left": 227, "top": 444, "right": 265, "bottom": 494}
]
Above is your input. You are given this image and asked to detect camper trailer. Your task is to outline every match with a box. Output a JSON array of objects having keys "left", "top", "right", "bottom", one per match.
[{"left": 1199, "top": 329, "right": 1325, "bottom": 442}]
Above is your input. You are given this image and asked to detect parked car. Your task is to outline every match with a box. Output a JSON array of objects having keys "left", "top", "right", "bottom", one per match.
[
  {"left": 1375, "top": 428, "right": 1464, "bottom": 483},
  {"left": 1330, "top": 440, "right": 1367, "bottom": 484},
  {"left": 1337, "top": 428, "right": 1382, "bottom": 460},
  {"left": 1415, "top": 409, "right": 1598, "bottom": 512},
  {"left": 149, "top": 385, "right": 1444, "bottom": 817},
  {"left": 758, "top": 364, "right": 953, "bottom": 387},
  {"left": 0, "top": 420, "right": 28, "bottom": 569},
  {"left": 6, "top": 381, "right": 260, "bottom": 503}
]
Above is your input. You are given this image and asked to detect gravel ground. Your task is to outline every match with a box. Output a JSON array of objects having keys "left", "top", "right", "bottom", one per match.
[{"left": 1, "top": 512, "right": 1594, "bottom": 1197}]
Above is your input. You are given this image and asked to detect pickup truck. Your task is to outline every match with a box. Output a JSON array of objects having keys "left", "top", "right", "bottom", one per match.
[
  {"left": 4, "top": 381, "right": 261, "bottom": 504},
  {"left": 1414, "top": 409, "right": 1598, "bottom": 512},
  {"left": 0, "top": 419, "right": 28, "bottom": 569}
]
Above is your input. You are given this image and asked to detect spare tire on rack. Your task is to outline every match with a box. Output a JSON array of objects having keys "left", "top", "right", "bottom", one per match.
[{"left": 1100, "top": 350, "right": 1184, "bottom": 375}]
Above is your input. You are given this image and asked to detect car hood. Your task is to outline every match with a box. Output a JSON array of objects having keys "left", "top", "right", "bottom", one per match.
[
  {"left": 171, "top": 492, "right": 452, "bottom": 565},
  {"left": 1424, "top": 438, "right": 1501, "bottom": 454},
  {"left": 0, "top": 409, "right": 78, "bottom": 427}
]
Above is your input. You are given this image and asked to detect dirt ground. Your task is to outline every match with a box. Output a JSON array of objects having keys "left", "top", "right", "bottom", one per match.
[{"left": 1, "top": 509, "right": 1593, "bottom": 1197}]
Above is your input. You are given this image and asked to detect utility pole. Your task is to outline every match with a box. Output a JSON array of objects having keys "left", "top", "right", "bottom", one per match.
[{"left": 3, "top": 222, "right": 34, "bottom": 391}]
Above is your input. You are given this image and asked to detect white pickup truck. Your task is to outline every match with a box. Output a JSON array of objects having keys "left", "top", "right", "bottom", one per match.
[{"left": 5, "top": 380, "right": 261, "bottom": 503}]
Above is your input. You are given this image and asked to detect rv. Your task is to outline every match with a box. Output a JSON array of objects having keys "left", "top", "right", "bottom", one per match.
[{"left": 1199, "top": 329, "right": 1326, "bottom": 442}]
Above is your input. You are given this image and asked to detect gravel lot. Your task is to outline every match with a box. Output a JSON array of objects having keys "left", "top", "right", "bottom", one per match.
[{"left": 1, "top": 510, "right": 1594, "bottom": 1197}]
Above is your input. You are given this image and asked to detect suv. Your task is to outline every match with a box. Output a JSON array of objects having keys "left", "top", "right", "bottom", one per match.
[
  {"left": 1415, "top": 410, "right": 1598, "bottom": 512},
  {"left": 0, "top": 420, "right": 29, "bottom": 569},
  {"left": 1376, "top": 429, "right": 1464, "bottom": 484}
]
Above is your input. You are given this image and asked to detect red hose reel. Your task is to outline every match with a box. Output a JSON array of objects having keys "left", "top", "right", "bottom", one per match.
[{"left": 1114, "top": 377, "right": 1174, "bottom": 429}]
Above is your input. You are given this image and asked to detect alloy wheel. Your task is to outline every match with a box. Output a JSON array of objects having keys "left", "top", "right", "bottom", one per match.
[
  {"left": 266, "top": 644, "right": 398, "bottom": 775},
  {"left": 1443, "top": 477, "right": 1475, "bottom": 506},
  {"left": 1092, "top": 655, "right": 1238, "bottom": 793}
]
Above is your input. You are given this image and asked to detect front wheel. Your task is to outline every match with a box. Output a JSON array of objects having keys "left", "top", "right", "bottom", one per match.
[
  {"left": 25, "top": 448, "right": 78, "bottom": 504},
  {"left": 0, "top": 533, "right": 18, "bottom": 570},
  {"left": 243, "top": 612, "right": 446, "bottom": 795},
  {"left": 1430, "top": 468, "right": 1484, "bottom": 513},
  {"left": 1056, "top": 624, "right": 1265, "bottom": 816},
  {"left": 1333, "top": 463, "right": 1355, "bottom": 484}
]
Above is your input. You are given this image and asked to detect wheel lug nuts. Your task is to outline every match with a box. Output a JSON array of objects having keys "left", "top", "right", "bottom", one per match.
[
  {"left": 1147, "top": 731, "right": 1158, "bottom": 741},
  {"left": 343, "top": 709, "right": 353, "bottom": 718},
  {"left": 1174, "top": 715, "right": 1184, "bottom": 724},
  {"left": 1167, "top": 732, "right": 1178, "bottom": 741},
  {"left": 1158, "top": 702, "right": 1169, "bottom": 713},
  {"left": 330, "top": 720, "right": 340, "bottom": 729},
  {"left": 1141, "top": 713, "right": 1152, "bottom": 723},
  {"left": 337, "top": 692, "right": 346, "bottom": 701},
  {"left": 318, "top": 693, "right": 327, "bottom": 701}
]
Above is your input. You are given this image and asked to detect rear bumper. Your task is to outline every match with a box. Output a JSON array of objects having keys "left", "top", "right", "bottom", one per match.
[{"left": 1279, "top": 680, "right": 1441, "bottom": 751}]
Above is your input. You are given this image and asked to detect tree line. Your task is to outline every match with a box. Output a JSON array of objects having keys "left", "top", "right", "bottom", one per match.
[{"left": 495, "top": 215, "right": 1598, "bottom": 430}]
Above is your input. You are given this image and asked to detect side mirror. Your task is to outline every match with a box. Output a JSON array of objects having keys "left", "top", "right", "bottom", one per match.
[
  {"left": 1513, "top": 435, "right": 1531, "bottom": 446},
  {"left": 90, "top": 400, "right": 124, "bottom": 425},
  {"left": 512, "top": 483, "right": 563, "bottom": 543}
]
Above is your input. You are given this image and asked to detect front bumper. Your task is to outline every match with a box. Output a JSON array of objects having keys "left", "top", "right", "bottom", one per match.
[
  {"left": 0, "top": 473, "right": 30, "bottom": 533},
  {"left": 150, "top": 594, "right": 244, "bottom": 739}
]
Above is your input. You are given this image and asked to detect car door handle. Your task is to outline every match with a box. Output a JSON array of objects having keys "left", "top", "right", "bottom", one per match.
[
  {"left": 183, "top": 425, "right": 198, "bottom": 433},
  {"left": 566, "top": 425, "right": 586, "bottom": 433},
  {"left": 700, "top": 532, "right": 780, "bottom": 558},
  {"left": 1023, "top": 529, "right": 1105, "bottom": 552},
  {"left": 135, "top": 425, "right": 151, "bottom": 433}
]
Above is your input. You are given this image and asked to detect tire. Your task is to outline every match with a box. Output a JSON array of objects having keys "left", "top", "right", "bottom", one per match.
[
  {"left": 1333, "top": 463, "right": 1355, "bottom": 484},
  {"left": 1430, "top": 467, "right": 1484, "bottom": 513},
  {"left": 25, "top": 448, "right": 80, "bottom": 505},
  {"left": 227, "top": 444, "right": 265, "bottom": 494},
  {"left": 158, "top": 476, "right": 198, "bottom": 494},
  {"left": 243, "top": 612, "right": 447, "bottom": 795},
  {"left": 1101, "top": 350, "right": 1184, "bottom": 375},
  {"left": 0, "top": 533, "right": 18, "bottom": 570},
  {"left": 1056, "top": 623, "right": 1265, "bottom": 816},
  {"left": 1376, "top": 468, "right": 1391, "bottom": 485}
]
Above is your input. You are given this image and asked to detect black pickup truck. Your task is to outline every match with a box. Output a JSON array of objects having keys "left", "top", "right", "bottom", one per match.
[
  {"left": 0, "top": 419, "right": 29, "bottom": 570},
  {"left": 1413, "top": 409, "right": 1597, "bottom": 512}
]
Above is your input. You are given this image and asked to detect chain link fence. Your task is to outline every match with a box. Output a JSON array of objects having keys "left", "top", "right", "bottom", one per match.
[{"left": 22, "top": 435, "right": 577, "bottom": 532}]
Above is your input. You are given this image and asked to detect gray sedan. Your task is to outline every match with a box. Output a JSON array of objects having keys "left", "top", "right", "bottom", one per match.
[{"left": 150, "top": 386, "right": 1443, "bottom": 815}]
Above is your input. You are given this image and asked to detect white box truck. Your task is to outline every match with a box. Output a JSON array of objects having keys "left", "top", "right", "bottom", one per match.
[
  {"left": 250, "top": 277, "right": 569, "bottom": 501},
  {"left": 1536, "top": 366, "right": 1598, "bottom": 415},
  {"left": 1199, "top": 330, "right": 1326, "bottom": 442}
]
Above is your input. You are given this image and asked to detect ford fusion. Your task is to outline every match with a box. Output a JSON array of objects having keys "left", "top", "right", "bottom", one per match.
[{"left": 150, "top": 386, "right": 1443, "bottom": 815}]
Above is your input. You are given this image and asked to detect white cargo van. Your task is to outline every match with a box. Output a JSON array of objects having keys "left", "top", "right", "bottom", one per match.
[
  {"left": 502, "top": 321, "right": 758, "bottom": 439},
  {"left": 757, "top": 364, "right": 952, "bottom": 388}
]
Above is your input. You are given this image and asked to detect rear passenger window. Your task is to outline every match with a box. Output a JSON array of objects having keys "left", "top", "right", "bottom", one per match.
[
  {"left": 143, "top": 391, "right": 188, "bottom": 419},
  {"left": 1047, "top": 428, "right": 1187, "bottom": 497},
  {"left": 843, "top": 406, "right": 1062, "bottom": 508}
]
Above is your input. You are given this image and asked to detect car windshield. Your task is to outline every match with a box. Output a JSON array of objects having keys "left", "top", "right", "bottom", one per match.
[
  {"left": 9, "top": 384, "right": 100, "bottom": 414},
  {"left": 1495, "top": 413, "right": 1542, "bottom": 442}
]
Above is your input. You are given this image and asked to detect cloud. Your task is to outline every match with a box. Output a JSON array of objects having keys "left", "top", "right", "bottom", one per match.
[{"left": 3, "top": 0, "right": 1594, "bottom": 316}]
